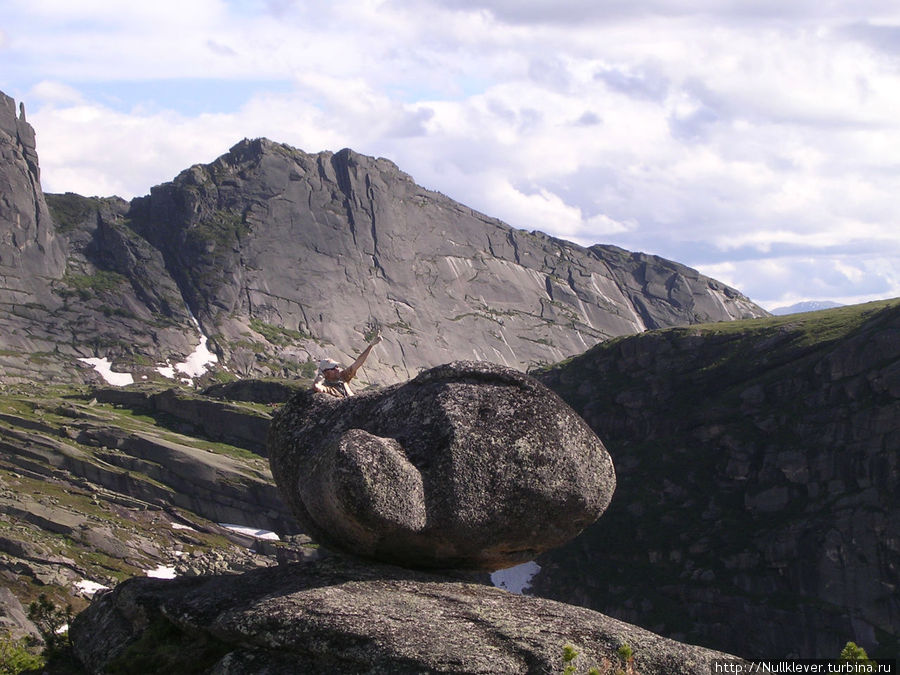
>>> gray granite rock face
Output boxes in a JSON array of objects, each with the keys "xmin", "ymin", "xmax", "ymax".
[
  {"xmin": 0, "ymin": 92, "xmax": 66, "ymax": 355},
  {"xmin": 0, "ymin": 93, "xmax": 197, "ymax": 382},
  {"xmin": 128, "ymin": 138, "xmax": 767, "ymax": 384},
  {"xmin": 268, "ymin": 361, "xmax": 615, "ymax": 571},
  {"xmin": 70, "ymin": 556, "xmax": 737, "ymax": 674}
]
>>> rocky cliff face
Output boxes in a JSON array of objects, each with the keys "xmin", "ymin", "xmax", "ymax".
[
  {"xmin": 126, "ymin": 138, "xmax": 765, "ymax": 383},
  {"xmin": 533, "ymin": 300, "xmax": 900, "ymax": 658},
  {"xmin": 0, "ymin": 93, "xmax": 66, "ymax": 356},
  {"xmin": 40, "ymin": 192, "xmax": 199, "ymax": 372},
  {"xmin": 0, "ymin": 87, "xmax": 767, "ymax": 385},
  {"xmin": 0, "ymin": 91, "xmax": 199, "ymax": 383}
]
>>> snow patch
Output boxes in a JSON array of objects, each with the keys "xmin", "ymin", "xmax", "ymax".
[
  {"xmin": 490, "ymin": 561, "xmax": 541, "ymax": 595},
  {"xmin": 220, "ymin": 523, "xmax": 280, "ymax": 541},
  {"xmin": 171, "ymin": 522, "xmax": 196, "ymax": 531},
  {"xmin": 75, "ymin": 579, "xmax": 109, "ymax": 596},
  {"xmin": 176, "ymin": 316, "xmax": 219, "ymax": 378},
  {"xmin": 146, "ymin": 565, "xmax": 177, "ymax": 579},
  {"xmin": 78, "ymin": 357, "xmax": 134, "ymax": 386},
  {"xmin": 157, "ymin": 315, "xmax": 219, "ymax": 380},
  {"xmin": 156, "ymin": 364, "xmax": 176, "ymax": 378}
]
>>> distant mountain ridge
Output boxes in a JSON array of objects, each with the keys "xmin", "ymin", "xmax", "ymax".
[
  {"xmin": 770, "ymin": 300, "xmax": 844, "ymax": 315},
  {"xmin": 0, "ymin": 89, "xmax": 767, "ymax": 385}
]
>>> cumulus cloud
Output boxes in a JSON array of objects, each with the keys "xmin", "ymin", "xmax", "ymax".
[
  {"xmin": 700, "ymin": 254, "xmax": 900, "ymax": 310},
  {"xmin": 6, "ymin": 0, "xmax": 900, "ymax": 308}
]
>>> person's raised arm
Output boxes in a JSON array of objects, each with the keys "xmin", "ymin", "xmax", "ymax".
[{"xmin": 342, "ymin": 335, "xmax": 383, "ymax": 381}]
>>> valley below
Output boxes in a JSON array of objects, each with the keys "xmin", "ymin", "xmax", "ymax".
[{"xmin": 1, "ymin": 300, "xmax": 897, "ymax": 667}]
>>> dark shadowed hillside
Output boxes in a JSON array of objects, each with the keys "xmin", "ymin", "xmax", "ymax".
[{"xmin": 534, "ymin": 299, "xmax": 900, "ymax": 659}]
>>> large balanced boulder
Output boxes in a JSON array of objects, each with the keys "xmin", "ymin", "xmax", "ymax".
[{"xmin": 268, "ymin": 361, "xmax": 615, "ymax": 571}]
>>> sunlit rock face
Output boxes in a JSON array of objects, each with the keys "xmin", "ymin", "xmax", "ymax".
[
  {"xmin": 124, "ymin": 137, "xmax": 767, "ymax": 384},
  {"xmin": 0, "ymin": 92, "xmax": 66, "ymax": 355}
]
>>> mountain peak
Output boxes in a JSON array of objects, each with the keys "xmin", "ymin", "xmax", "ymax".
[
  {"xmin": 770, "ymin": 300, "xmax": 844, "ymax": 315},
  {"xmin": 1, "ymin": 88, "xmax": 766, "ymax": 385},
  {"xmin": 0, "ymin": 91, "xmax": 67, "ymax": 357}
]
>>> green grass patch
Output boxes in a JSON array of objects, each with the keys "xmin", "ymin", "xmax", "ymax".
[
  {"xmin": 57, "ymin": 269, "xmax": 128, "ymax": 301},
  {"xmin": 249, "ymin": 318, "xmax": 311, "ymax": 346},
  {"xmin": 187, "ymin": 209, "xmax": 250, "ymax": 249},
  {"xmin": 45, "ymin": 192, "xmax": 103, "ymax": 233},
  {"xmin": 676, "ymin": 298, "xmax": 899, "ymax": 344}
]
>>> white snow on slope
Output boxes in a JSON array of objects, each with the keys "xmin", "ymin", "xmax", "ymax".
[
  {"xmin": 157, "ymin": 315, "xmax": 218, "ymax": 380},
  {"xmin": 78, "ymin": 357, "xmax": 134, "ymax": 386},
  {"xmin": 175, "ymin": 323, "xmax": 218, "ymax": 377},
  {"xmin": 75, "ymin": 579, "xmax": 110, "ymax": 596},
  {"xmin": 146, "ymin": 565, "xmax": 177, "ymax": 579},
  {"xmin": 220, "ymin": 523, "xmax": 280, "ymax": 541},
  {"xmin": 156, "ymin": 363, "xmax": 176, "ymax": 378}
]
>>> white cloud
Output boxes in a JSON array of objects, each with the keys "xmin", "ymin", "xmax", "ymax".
[
  {"xmin": 5, "ymin": 0, "xmax": 900, "ymax": 309},
  {"xmin": 699, "ymin": 254, "xmax": 900, "ymax": 310},
  {"xmin": 585, "ymin": 213, "xmax": 636, "ymax": 237},
  {"xmin": 28, "ymin": 80, "xmax": 84, "ymax": 105}
]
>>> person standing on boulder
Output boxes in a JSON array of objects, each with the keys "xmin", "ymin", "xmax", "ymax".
[{"xmin": 312, "ymin": 334, "xmax": 383, "ymax": 398}]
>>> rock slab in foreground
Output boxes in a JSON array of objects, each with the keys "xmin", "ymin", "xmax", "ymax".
[
  {"xmin": 70, "ymin": 556, "xmax": 736, "ymax": 674},
  {"xmin": 267, "ymin": 361, "xmax": 616, "ymax": 571}
]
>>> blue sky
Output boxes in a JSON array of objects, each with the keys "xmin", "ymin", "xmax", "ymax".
[{"xmin": 3, "ymin": 0, "xmax": 899, "ymax": 309}]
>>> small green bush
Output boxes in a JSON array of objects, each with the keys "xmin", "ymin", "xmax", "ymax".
[
  {"xmin": 28, "ymin": 594, "xmax": 73, "ymax": 656},
  {"xmin": 839, "ymin": 641, "xmax": 873, "ymax": 664},
  {"xmin": 0, "ymin": 632, "xmax": 43, "ymax": 675},
  {"xmin": 562, "ymin": 644, "xmax": 579, "ymax": 675},
  {"xmin": 560, "ymin": 644, "xmax": 602, "ymax": 675}
]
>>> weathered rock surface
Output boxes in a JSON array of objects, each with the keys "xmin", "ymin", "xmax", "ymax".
[
  {"xmin": 128, "ymin": 138, "xmax": 767, "ymax": 383},
  {"xmin": 1, "ymin": 86, "xmax": 767, "ymax": 385},
  {"xmin": 41, "ymin": 192, "xmax": 199, "ymax": 372},
  {"xmin": 70, "ymin": 555, "xmax": 737, "ymax": 674},
  {"xmin": 534, "ymin": 299, "xmax": 900, "ymax": 658},
  {"xmin": 0, "ymin": 92, "xmax": 197, "ymax": 384},
  {"xmin": 0, "ymin": 587, "xmax": 37, "ymax": 641},
  {"xmin": 268, "ymin": 361, "xmax": 615, "ymax": 571},
  {"xmin": 0, "ymin": 92, "xmax": 67, "ymax": 366},
  {"xmin": 0, "ymin": 94, "xmax": 66, "ymax": 294},
  {"xmin": 201, "ymin": 378, "xmax": 304, "ymax": 404}
]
